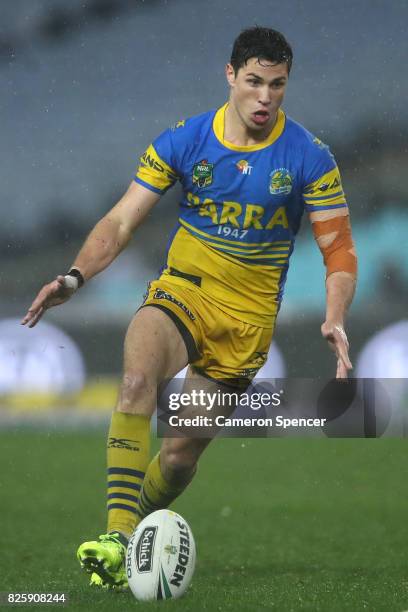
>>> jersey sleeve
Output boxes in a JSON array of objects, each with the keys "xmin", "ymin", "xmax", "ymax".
[
  {"xmin": 302, "ymin": 137, "xmax": 348, "ymax": 212},
  {"xmin": 134, "ymin": 128, "xmax": 180, "ymax": 195}
]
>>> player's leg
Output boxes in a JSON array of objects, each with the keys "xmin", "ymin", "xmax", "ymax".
[
  {"xmin": 77, "ymin": 306, "xmax": 189, "ymax": 587},
  {"xmin": 106, "ymin": 305, "xmax": 189, "ymax": 536},
  {"xmin": 138, "ymin": 367, "xmax": 234, "ymax": 519},
  {"xmin": 137, "ymin": 435, "xmax": 210, "ymax": 520},
  {"xmin": 138, "ymin": 312, "xmax": 276, "ymax": 519}
]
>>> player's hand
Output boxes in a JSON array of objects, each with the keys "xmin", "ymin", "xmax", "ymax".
[
  {"xmin": 21, "ymin": 275, "xmax": 77, "ymax": 328},
  {"xmin": 321, "ymin": 321, "xmax": 352, "ymax": 379}
]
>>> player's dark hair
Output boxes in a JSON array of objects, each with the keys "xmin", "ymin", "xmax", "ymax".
[{"xmin": 230, "ymin": 27, "xmax": 293, "ymax": 75}]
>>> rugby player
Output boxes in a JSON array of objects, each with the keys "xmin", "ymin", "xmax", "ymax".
[{"xmin": 22, "ymin": 27, "xmax": 357, "ymax": 589}]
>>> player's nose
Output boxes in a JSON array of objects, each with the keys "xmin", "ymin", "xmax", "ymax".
[{"xmin": 258, "ymin": 86, "xmax": 271, "ymax": 105}]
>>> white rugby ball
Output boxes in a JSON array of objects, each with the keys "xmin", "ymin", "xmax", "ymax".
[{"xmin": 126, "ymin": 510, "xmax": 196, "ymax": 601}]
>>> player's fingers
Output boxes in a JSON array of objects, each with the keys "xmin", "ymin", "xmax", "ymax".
[
  {"xmin": 336, "ymin": 358, "xmax": 348, "ymax": 379},
  {"xmin": 21, "ymin": 310, "xmax": 32, "ymax": 325},
  {"xmin": 24, "ymin": 293, "xmax": 48, "ymax": 317},
  {"xmin": 31, "ymin": 279, "xmax": 65, "ymax": 310},
  {"xmin": 336, "ymin": 359, "xmax": 341, "ymax": 378},
  {"xmin": 21, "ymin": 286, "xmax": 54, "ymax": 326},
  {"xmin": 335, "ymin": 337, "xmax": 352, "ymax": 370},
  {"xmin": 27, "ymin": 306, "xmax": 45, "ymax": 328},
  {"xmin": 332, "ymin": 327, "xmax": 352, "ymax": 369},
  {"xmin": 21, "ymin": 302, "xmax": 42, "ymax": 325},
  {"xmin": 21, "ymin": 277, "xmax": 72, "ymax": 326}
]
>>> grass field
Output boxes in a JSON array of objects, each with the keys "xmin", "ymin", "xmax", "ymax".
[{"xmin": 1, "ymin": 430, "xmax": 408, "ymax": 611}]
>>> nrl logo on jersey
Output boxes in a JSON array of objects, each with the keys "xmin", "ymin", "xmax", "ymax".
[
  {"xmin": 269, "ymin": 168, "xmax": 293, "ymax": 195},
  {"xmin": 193, "ymin": 159, "xmax": 213, "ymax": 188}
]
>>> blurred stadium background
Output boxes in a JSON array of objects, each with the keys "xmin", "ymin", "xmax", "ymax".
[{"xmin": 1, "ymin": 0, "xmax": 408, "ymax": 409}]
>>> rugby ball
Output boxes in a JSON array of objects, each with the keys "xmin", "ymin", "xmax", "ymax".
[{"xmin": 126, "ymin": 510, "xmax": 196, "ymax": 601}]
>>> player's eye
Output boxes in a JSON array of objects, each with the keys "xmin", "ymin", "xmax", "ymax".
[{"xmin": 247, "ymin": 79, "xmax": 261, "ymax": 86}]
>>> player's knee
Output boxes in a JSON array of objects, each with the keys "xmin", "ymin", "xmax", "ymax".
[{"xmin": 117, "ymin": 370, "xmax": 151, "ymax": 414}]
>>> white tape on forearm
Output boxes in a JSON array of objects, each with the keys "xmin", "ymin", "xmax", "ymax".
[{"xmin": 64, "ymin": 275, "xmax": 79, "ymax": 291}]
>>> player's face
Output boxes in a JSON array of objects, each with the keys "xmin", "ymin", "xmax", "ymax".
[{"xmin": 226, "ymin": 57, "xmax": 289, "ymax": 133}]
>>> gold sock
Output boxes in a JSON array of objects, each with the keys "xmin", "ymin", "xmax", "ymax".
[
  {"xmin": 107, "ymin": 412, "xmax": 150, "ymax": 537},
  {"xmin": 139, "ymin": 452, "xmax": 192, "ymax": 518}
]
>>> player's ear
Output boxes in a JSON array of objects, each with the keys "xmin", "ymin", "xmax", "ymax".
[{"xmin": 225, "ymin": 63, "xmax": 236, "ymax": 87}]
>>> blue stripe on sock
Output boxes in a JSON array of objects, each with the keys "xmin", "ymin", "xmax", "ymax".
[
  {"xmin": 107, "ymin": 480, "xmax": 141, "ymax": 491},
  {"xmin": 107, "ymin": 502, "xmax": 139, "ymax": 515},
  {"xmin": 108, "ymin": 467, "xmax": 145, "ymax": 478},
  {"xmin": 107, "ymin": 492, "xmax": 139, "ymax": 504}
]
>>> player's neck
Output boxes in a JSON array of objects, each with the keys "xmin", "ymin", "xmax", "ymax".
[{"xmin": 224, "ymin": 102, "xmax": 278, "ymax": 146}]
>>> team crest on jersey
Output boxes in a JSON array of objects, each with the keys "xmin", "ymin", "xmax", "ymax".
[
  {"xmin": 236, "ymin": 160, "xmax": 253, "ymax": 175},
  {"xmin": 269, "ymin": 168, "xmax": 293, "ymax": 195},
  {"xmin": 192, "ymin": 159, "xmax": 213, "ymax": 188}
]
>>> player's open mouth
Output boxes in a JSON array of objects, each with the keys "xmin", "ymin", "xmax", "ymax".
[{"xmin": 252, "ymin": 110, "xmax": 270, "ymax": 125}]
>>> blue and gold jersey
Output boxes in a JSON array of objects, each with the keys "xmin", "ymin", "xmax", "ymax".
[{"xmin": 135, "ymin": 103, "xmax": 347, "ymax": 327}]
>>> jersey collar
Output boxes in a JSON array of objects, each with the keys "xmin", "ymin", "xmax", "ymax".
[{"xmin": 212, "ymin": 102, "xmax": 285, "ymax": 152}]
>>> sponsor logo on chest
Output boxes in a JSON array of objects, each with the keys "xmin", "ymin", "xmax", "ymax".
[{"xmin": 236, "ymin": 159, "xmax": 253, "ymax": 175}]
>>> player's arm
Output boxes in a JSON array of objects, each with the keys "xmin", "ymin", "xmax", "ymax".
[
  {"xmin": 309, "ymin": 207, "xmax": 357, "ymax": 378},
  {"xmin": 21, "ymin": 182, "xmax": 160, "ymax": 327},
  {"xmin": 23, "ymin": 123, "xmax": 181, "ymax": 328},
  {"xmin": 70, "ymin": 181, "xmax": 159, "ymax": 280}
]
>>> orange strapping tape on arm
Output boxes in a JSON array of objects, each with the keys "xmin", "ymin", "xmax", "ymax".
[{"xmin": 311, "ymin": 215, "xmax": 357, "ymax": 277}]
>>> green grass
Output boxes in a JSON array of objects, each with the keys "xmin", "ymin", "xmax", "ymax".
[{"xmin": 1, "ymin": 431, "xmax": 408, "ymax": 611}]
